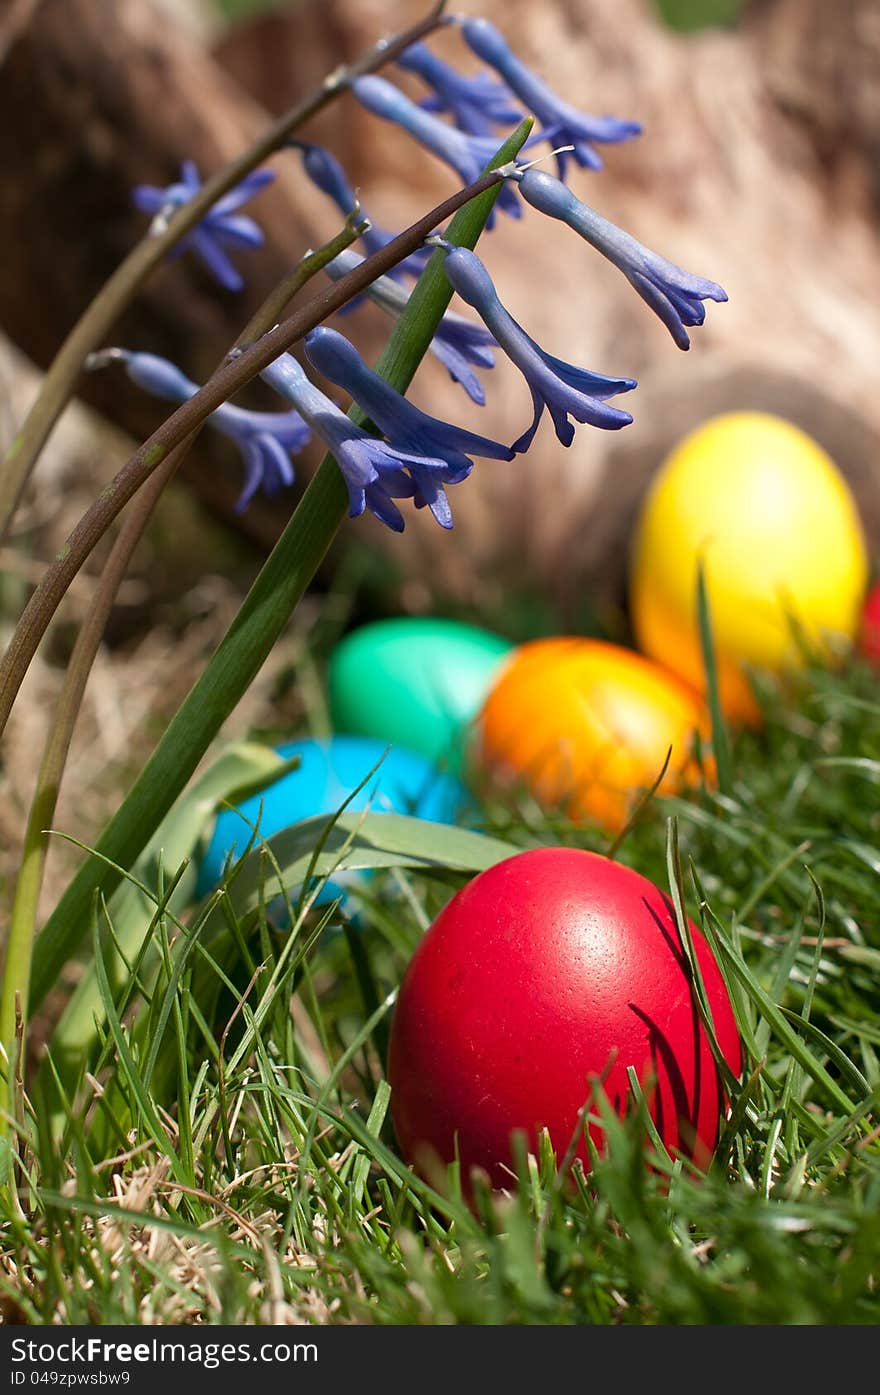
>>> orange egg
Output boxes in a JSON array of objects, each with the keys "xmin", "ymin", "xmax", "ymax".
[{"xmin": 476, "ymin": 637, "xmax": 713, "ymax": 831}]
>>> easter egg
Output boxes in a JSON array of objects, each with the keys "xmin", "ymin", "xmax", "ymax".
[
  {"xmin": 630, "ymin": 411, "xmax": 869, "ymax": 722},
  {"xmin": 476, "ymin": 636, "xmax": 711, "ymax": 831},
  {"xmin": 196, "ymin": 734, "xmax": 468, "ymax": 902},
  {"xmin": 328, "ymin": 618, "xmax": 515, "ymax": 773},
  {"xmin": 387, "ymin": 847, "xmax": 741, "ymax": 1187},
  {"xmin": 859, "ymin": 581, "xmax": 880, "ymax": 665}
]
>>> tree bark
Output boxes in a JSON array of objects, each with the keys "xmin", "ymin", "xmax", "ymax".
[{"xmin": 1, "ymin": 0, "xmax": 878, "ymax": 614}]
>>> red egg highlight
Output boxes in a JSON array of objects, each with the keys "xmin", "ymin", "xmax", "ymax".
[
  {"xmin": 859, "ymin": 581, "xmax": 880, "ymax": 665},
  {"xmin": 387, "ymin": 847, "xmax": 741, "ymax": 1189}
]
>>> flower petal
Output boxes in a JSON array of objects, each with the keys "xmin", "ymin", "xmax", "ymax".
[
  {"xmin": 352, "ymin": 74, "xmax": 520, "ymax": 229},
  {"xmin": 365, "ymin": 483, "xmax": 407, "ymax": 531},
  {"xmin": 130, "ymin": 161, "xmax": 271, "ymax": 291},
  {"xmin": 254, "ymin": 431, "xmax": 296, "ymax": 490},
  {"xmin": 324, "ymin": 249, "xmax": 495, "ymax": 401},
  {"xmin": 235, "ymin": 439, "xmax": 266, "ymax": 513},
  {"xmin": 304, "ymin": 327, "xmax": 512, "ymax": 462},
  {"xmin": 398, "ymin": 40, "xmax": 523, "ymax": 137},
  {"xmin": 180, "ymin": 160, "xmax": 202, "ymax": 190},
  {"xmin": 427, "ymin": 335, "xmax": 487, "ymax": 405},
  {"xmin": 439, "ymin": 243, "xmax": 634, "ymax": 448},
  {"xmin": 209, "ymin": 214, "xmax": 266, "ymax": 249},
  {"xmin": 461, "ymin": 18, "xmax": 641, "ymax": 174},
  {"xmin": 116, "ymin": 351, "xmax": 299, "ymax": 511},
  {"xmin": 212, "ymin": 168, "xmax": 276, "ymax": 216},
  {"xmin": 189, "ymin": 228, "xmax": 244, "ymax": 292},
  {"xmin": 514, "ymin": 168, "xmax": 727, "ymax": 347},
  {"xmin": 132, "ymin": 185, "xmax": 166, "ymax": 215},
  {"xmin": 121, "ymin": 351, "xmax": 199, "ymax": 402}
]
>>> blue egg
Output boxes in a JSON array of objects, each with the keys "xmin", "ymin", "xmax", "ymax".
[{"xmin": 196, "ymin": 734, "xmax": 470, "ymax": 909}]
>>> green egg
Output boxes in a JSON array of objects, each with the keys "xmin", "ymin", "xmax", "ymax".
[{"xmin": 328, "ymin": 618, "xmax": 516, "ymax": 773}]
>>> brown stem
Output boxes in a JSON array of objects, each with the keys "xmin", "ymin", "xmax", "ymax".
[
  {"xmin": 0, "ymin": 215, "xmax": 369, "ymax": 1113},
  {"xmin": 0, "ymin": 170, "xmax": 502, "ymax": 743},
  {"xmin": 0, "ymin": 0, "xmax": 449, "ymax": 539}
]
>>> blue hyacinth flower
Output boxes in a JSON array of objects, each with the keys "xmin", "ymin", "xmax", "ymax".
[
  {"xmin": 323, "ymin": 246, "xmax": 497, "ymax": 405},
  {"xmin": 99, "ymin": 349, "xmax": 309, "ymax": 511},
  {"xmin": 397, "ymin": 41, "xmax": 523, "ymax": 136},
  {"xmin": 434, "ymin": 242, "xmax": 636, "ymax": 452},
  {"xmin": 291, "ymin": 142, "xmax": 431, "ymax": 283},
  {"xmin": 259, "ymin": 352, "xmax": 475, "ymax": 532},
  {"xmin": 460, "ymin": 18, "xmax": 641, "ymax": 178},
  {"xmin": 303, "ymin": 326, "xmax": 514, "ymax": 528},
  {"xmin": 512, "ymin": 168, "xmax": 728, "ymax": 349},
  {"xmin": 351, "ymin": 75, "xmax": 522, "ymax": 228},
  {"xmin": 132, "ymin": 161, "xmax": 275, "ymax": 292}
]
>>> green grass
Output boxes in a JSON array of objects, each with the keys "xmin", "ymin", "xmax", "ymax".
[
  {"xmin": 1, "ymin": 649, "xmax": 879, "ymax": 1325},
  {"xmin": 211, "ymin": 0, "xmax": 299, "ymax": 25},
  {"xmin": 652, "ymin": 0, "xmax": 752, "ymax": 31}
]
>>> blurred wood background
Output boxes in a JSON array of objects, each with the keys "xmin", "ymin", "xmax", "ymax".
[{"xmin": 1, "ymin": 0, "xmax": 878, "ymax": 627}]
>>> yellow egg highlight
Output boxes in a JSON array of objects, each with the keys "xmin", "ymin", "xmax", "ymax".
[
  {"xmin": 476, "ymin": 637, "xmax": 712, "ymax": 832},
  {"xmin": 629, "ymin": 411, "xmax": 869, "ymax": 722}
]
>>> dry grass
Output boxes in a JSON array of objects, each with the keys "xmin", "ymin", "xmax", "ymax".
[
  {"xmin": 3, "ymin": 1148, "xmax": 341, "ymax": 1325},
  {"xmin": 0, "ymin": 337, "xmax": 334, "ymax": 928}
]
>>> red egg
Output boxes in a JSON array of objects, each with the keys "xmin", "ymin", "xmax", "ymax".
[
  {"xmin": 859, "ymin": 581, "xmax": 880, "ymax": 665},
  {"xmin": 387, "ymin": 847, "xmax": 741, "ymax": 1189}
]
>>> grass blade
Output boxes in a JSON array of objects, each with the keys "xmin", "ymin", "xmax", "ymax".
[{"xmin": 696, "ymin": 557, "xmax": 733, "ymax": 796}]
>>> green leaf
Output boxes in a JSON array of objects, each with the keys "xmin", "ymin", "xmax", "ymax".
[
  {"xmin": 90, "ymin": 905, "xmax": 189, "ymax": 1186},
  {"xmin": 43, "ymin": 742, "xmax": 287, "ymax": 1067},
  {"xmin": 812, "ymin": 757, "xmax": 880, "ymax": 783},
  {"xmin": 777, "ymin": 1007, "xmax": 872, "ymax": 1101},
  {"xmin": 696, "ymin": 557, "xmax": 733, "ymax": 796},
  {"xmin": 654, "ymin": 0, "xmax": 749, "ymax": 31},
  {"xmin": 205, "ymin": 811, "xmax": 521, "ymax": 926},
  {"xmin": 702, "ymin": 917, "xmax": 868, "ymax": 1118}
]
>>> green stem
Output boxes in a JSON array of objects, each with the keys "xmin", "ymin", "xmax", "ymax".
[
  {"xmin": 29, "ymin": 118, "xmax": 533, "ymax": 1016},
  {"xmin": 0, "ymin": 446, "xmax": 187, "ymax": 1108},
  {"xmin": 27, "ymin": 456, "xmax": 347, "ymax": 1016},
  {"xmin": 234, "ymin": 212, "xmax": 369, "ymax": 351},
  {"xmin": 0, "ymin": 0, "xmax": 449, "ymax": 541},
  {"xmin": 0, "ymin": 171, "xmax": 505, "ymax": 746},
  {"xmin": 696, "ymin": 558, "xmax": 734, "ymax": 796},
  {"xmin": 0, "ymin": 220, "xmax": 367, "ymax": 1134}
]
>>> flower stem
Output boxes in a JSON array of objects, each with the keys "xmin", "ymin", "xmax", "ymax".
[
  {"xmin": 234, "ymin": 211, "xmax": 370, "ymax": 351},
  {"xmin": 0, "ymin": 445, "xmax": 187, "ymax": 1095},
  {"xmin": 0, "ymin": 217, "xmax": 369, "ymax": 1151},
  {"xmin": 0, "ymin": 0, "xmax": 450, "ymax": 541},
  {"xmin": 0, "ymin": 168, "xmax": 505, "ymax": 746},
  {"xmin": 27, "ymin": 118, "xmax": 533, "ymax": 1018}
]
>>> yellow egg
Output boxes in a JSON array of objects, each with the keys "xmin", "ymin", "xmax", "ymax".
[{"xmin": 629, "ymin": 412, "xmax": 869, "ymax": 722}]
